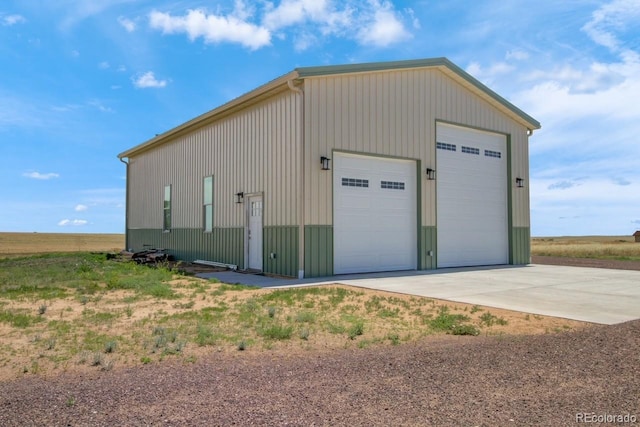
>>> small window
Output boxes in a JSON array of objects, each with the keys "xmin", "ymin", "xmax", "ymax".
[
  {"xmin": 163, "ymin": 185, "xmax": 171, "ymax": 231},
  {"xmin": 341, "ymin": 177, "xmax": 369, "ymax": 188},
  {"xmin": 436, "ymin": 142, "xmax": 456, "ymax": 151},
  {"xmin": 485, "ymin": 149, "xmax": 502, "ymax": 158},
  {"xmin": 203, "ymin": 176, "xmax": 213, "ymax": 232},
  {"xmin": 461, "ymin": 146, "xmax": 480, "ymax": 155},
  {"xmin": 251, "ymin": 200, "xmax": 263, "ymax": 217},
  {"xmin": 381, "ymin": 181, "xmax": 405, "ymax": 190}
]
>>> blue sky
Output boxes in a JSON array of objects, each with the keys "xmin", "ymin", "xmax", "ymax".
[{"xmin": 1, "ymin": 0, "xmax": 639, "ymax": 236}]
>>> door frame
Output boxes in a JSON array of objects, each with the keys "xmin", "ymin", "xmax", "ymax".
[{"xmin": 244, "ymin": 193, "xmax": 264, "ymax": 271}]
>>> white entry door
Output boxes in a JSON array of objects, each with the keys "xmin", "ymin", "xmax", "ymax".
[
  {"xmin": 247, "ymin": 195, "xmax": 263, "ymax": 270},
  {"xmin": 333, "ymin": 153, "xmax": 417, "ymax": 274}
]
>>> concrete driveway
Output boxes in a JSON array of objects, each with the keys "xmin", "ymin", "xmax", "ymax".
[{"xmin": 199, "ymin": 265, "xmax": 640, "ymax": 325}]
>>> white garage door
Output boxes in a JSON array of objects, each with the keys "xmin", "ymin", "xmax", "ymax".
[
  {"xmin": 436, "ymin": 123, "xmax": 508, "ymax": 268},
  {"xmin": 334, "ymin": 153, "xmax": 417, "ymax": 274}
]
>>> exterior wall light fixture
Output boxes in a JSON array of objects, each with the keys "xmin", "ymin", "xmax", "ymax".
[
  {"xmin": 516, "ymin": 177, "xmax": 524, "ymax": 188},
  {"xmin": 235, "ymin": 192, "xmax": 244, "ymax": 204},
  {"xmin": 426, "ymin": 168, "xmax": 436, "ymax": 180},
  {"xmin": 320, "ymin": 156, "xmax": 331, "ymax": 170}
]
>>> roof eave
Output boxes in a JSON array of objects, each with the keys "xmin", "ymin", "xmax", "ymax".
[
  {"xmin": 118, "ymin": 70, "xmax": 300, "ymax": 159},
  {"xmin": 119, "ymin": 57, "xmax": 540, "ymax": 159},
  {"xmin": 296, "ymin": 57, "xmax": 541, "ymax": 131}
]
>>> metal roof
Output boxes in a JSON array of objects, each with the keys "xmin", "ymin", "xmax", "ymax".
[{"xmin": 118, "ymin": 57, "xmax": 540, "ymax": 159}]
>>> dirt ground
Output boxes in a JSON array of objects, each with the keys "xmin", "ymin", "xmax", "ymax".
[{"xmin": 532, "ymin": 255, "xmax": 640, "ymax": 271}]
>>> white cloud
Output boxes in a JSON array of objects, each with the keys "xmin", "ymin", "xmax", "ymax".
[
  {"xmin": 148, "ymin": 1, "xmax": 413, "ymax": 51},
  {"xmin": 75, "ymin": 204, "xmax": 88, "ymax": 212},
  {"xmin": 465, "ymin": 61, "xmax": 514, "ymax": 85},
  {"xmin": 405, "ymin": 7, "xmax": 420, "ymax": 30},
  {"xmin": 548, "ymin": 180, "xmax": 578, "ymax": 190},
  {"xmin": 149, "ymin": 8, "xmax": 271, "ymax": 50},
  {"xmin": 133, "ymin": 71, "xmax": 168, "ymax": 89},
  {"xmin": 530, "ymin": 177, "xmax": 640, "ymax": 235},
  {"xmin": 581, "ymin": 0, "xmax": 640, "ymax": 53},
  {"xmin": 78, "ymin": 188, "xmax": 126, "ymax": 207},
  {"xmin": 517, "ymin": 54, "xmax": 640, "ymax": 127},
  {"xmin": 58, "ymin": 219, "xmax": 88, "ymax": 227},
  {"xmin": 88, "ymin": 100, "xmax": 114, "ymax": 113},
  {"xmin": 99, "ymin": 61, "xmax": 110, "ymax": 69},
  {"xmin": 506, "ymin": 49, "xmax": 529, "ymax": 61},
  {"xmin": 356, "ymin": 0, "xmax": 411, "ymax": 47},
  {"xmin": 2, "ymin": 14, "xmax": 26, "ymax": 26},
  {"xmin": 486, "ymin": 1, "xmax": 640, "ymax": 236},
  {"xmin": 263, "ymin": 0, "xmax": 352, "ymax": 34},
  {"xmin": 293, "ymin": 32, "xmax": 317, "ymax": 52},
  {"xmin": 118, "ymin": 16, "xmax": 136, "ymax": 32},
  {"xmin": 54, "ymin": 0, "xmax": 137, "ymax": 30},
  {"xmin": 23, "ymin": 171, "xmax": 60, "ymax": 180}
]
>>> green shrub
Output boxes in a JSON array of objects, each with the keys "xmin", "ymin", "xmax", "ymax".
[
  {"xmin": 104, "ymin": 341, "xmax": 117, "ymax": 353},
  {"xmin": 480, "ymin": 312, "xmax": 508, "ymax": 327},
  {"xmin": 451, "ymin": 324, "xmax": 480, "ymax": 336},
  {"xmin": 348, "ymin": 320, "xmax": 364, "ymax": 339},
  {"xmin": 387, "ymin": 332, "xmax": 400, "ymax": 345},
  {"xmin": 295, "ymin": 311, "xmax": 316, "ymax": 323},
  {"xmin": 299, "ymin": 328, "xmax": 310, "ymax": 340},
  {"xmin": 259, "ymin": 324, "xmax": 293, "ymax": 340},
  {"xmin": 429, "ymin": 307, "xmax": 470, "ymax": 332},
  {"xmin": 0, "ymin": 311, "xmax": 42, "ymax": 328},
  {"xmin": 195, "ymin": 324, "xmax": 216, "ymax": 346}
]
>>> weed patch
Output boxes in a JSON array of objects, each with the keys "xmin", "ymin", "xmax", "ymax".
[
  {"xmin": 480, "ymin": 312, "xmax": 508, "ymax": 327},
  {"xmin": 429, "ymin": 307, "xmax": 471, "ymax": 333},
  {"xmin": 259, "ymin": 323, "xmax": 293, "ymax": 340},
  {"xmin": 0, "ymin": 310, "xmax": 42, "ymax": 328}
]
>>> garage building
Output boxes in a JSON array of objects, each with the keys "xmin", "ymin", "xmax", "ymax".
[{"xmin": 118, "ymin": 58, "xmax": 540, "ymax": 278}]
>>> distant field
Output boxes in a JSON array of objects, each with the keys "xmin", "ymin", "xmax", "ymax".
[
  {"xmin": 531, "ymin": 235, "xmax": 640, "ymax": 261},
  {"xmin": 0, "ymin": 233, "xmax": 124, "ymax": 257},
  {"xmin": 2, "ymin": 232, "xmax": 638, "ymax": 260}
]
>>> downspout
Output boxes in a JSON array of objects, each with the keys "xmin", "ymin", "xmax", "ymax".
[
  {"xmin": 119, "ymin": 156, "xmax": 130, "ymax": 251},
  {"xmin": 288, "ymin": 78, "xmax": 305, "ymax": 279}
]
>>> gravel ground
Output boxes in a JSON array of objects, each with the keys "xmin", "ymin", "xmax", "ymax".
[
  {"xmin": 2, "ymin": 258, "xmax": 639, "ymax": 426},
  {"xmin": 1, "ymin": 319, "xmax": 638, "ymax": 426}
]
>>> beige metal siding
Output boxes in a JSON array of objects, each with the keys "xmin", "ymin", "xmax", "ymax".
[
  {"xmin": 303, "ymin": 67, "xmax": 530, "ymax": 228},
  {"xmin": 128, "ymin": 89, "xmax": 301, "ymax": 229}
]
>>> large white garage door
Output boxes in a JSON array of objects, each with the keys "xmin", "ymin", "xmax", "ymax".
[
  {"xmin": 436, "ymin": 123, "xmax": 508, "ymax": 268},
  {"xmin": 334, "ymin": 153, "xmax": 417, "ymax": 274}
]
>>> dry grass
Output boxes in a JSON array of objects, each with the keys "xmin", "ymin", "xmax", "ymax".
[
  {"xmin": 532, "ymin": 235, "xmax": 640, "ymax": 261},
  {"xmin": 0, "ymin": 233, "xmax": 124, "ymax": 257},
  {"xmin": 0, "ymin": 252, "xmax": 586, "ymax": 381}
]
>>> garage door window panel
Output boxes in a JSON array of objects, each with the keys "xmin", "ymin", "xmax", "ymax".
[
  {"xmin": 341, "ymin": 177, "xmax": 369, "ymax": 188},
  {"xmin": 461, "ymin": 146, "xmax": 480, "ymax": 155},
  {"xmin": 381, "ymin": 181, "xmax": 405, "ymax": 190}
]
